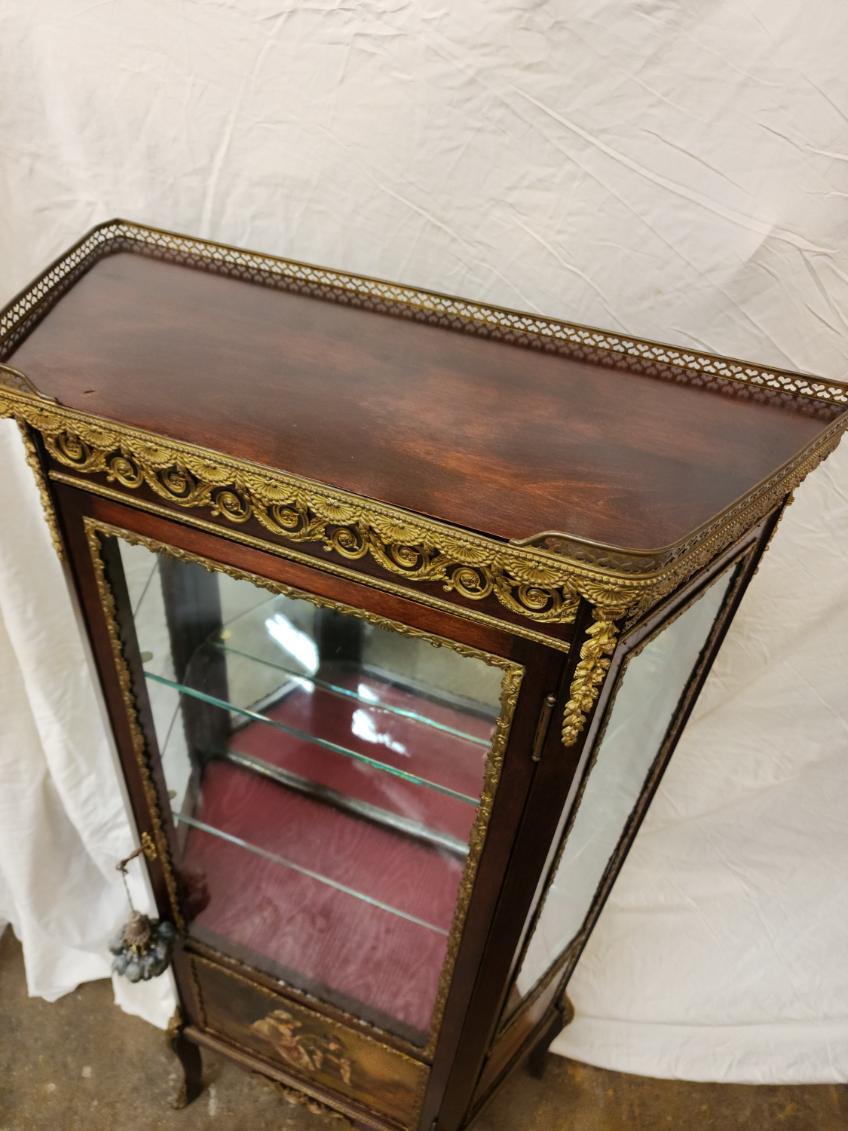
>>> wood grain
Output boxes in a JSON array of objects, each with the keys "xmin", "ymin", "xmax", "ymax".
[{"xmin": 10, "ymin": 250, "xmax": 828, "ymax": 551}]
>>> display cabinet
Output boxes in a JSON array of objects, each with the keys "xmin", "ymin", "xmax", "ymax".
[{"xmin": 2, "ymin": 220, "xmax": 845, "ymax": 1130}]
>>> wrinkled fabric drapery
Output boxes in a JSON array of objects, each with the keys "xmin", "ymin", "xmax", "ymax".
[
  {"xmin": 0, "ymin": 424, "xmax": 177, "ymax": 1026},
  {"xmin": 1, "ymin": 0, "xmax": 846, "ymax": 1083}
]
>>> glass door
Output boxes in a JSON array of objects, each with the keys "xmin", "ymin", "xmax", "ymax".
[{"xmin": 97, "ymin": 526, "xmax": 522, "ymax": 1047}]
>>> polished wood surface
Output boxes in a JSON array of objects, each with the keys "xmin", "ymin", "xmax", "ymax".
[{"xmin": 10, "ymin": 251, "xmax": 830, "ymax": 551}]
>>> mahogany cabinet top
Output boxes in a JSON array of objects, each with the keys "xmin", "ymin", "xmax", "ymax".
[{"xmin": 3, "ymin": 221, "xmax": 846, "ymax": 572}]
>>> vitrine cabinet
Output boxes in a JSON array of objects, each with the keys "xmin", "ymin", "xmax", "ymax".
[{"xmin": 2, "ymin": 221, "xmax": 845, "ymax": 1130}]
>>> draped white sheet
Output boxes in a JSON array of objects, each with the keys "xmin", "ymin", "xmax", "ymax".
[
  {"xmin": 1, "ymin": 0, "xmax": 846, "ymax": 1082},
  {"xmin": 0, "ymin": 424, "xmax": 177, "ymax": 1026}
]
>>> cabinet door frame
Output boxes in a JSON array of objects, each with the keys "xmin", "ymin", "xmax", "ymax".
[{"xmin": 54, "ymin": 482, "xmax": 566, "ymax": 1069}]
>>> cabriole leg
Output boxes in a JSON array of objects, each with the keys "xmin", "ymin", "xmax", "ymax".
[
  {"xmin": 167, "ymin": 1010, "xmax": 204, "ymax": 1109},
  {"xmin": 526, "ymin": 994, "xmax": 575, "ymax": 1081}
]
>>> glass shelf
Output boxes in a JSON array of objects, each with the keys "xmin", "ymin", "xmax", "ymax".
[
  {"xmin": 142, "ymin": 591, "xmax": 497, "ymax": 806},
  {"xmin": 146, "ymin": 667, "xmax": 482, "ymax": 806},
  {"xmin": 153, "ymin": 672, "xmax": 480, "ymax": 852},
  {"xmin": 144, "ymin": 591, "xmax": 498, "ymax": 737},
  {"xmin": 216, "ymin": 634, "xmax": 492, "ymax": 747}
]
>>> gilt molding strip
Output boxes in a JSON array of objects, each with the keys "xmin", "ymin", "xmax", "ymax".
[
  {"xmin": 16, "ymin": 422, "xmax": 65, "ymax": 562},
  {"xmin": 561, "ymin": 607, "xmax": 623, "ymax": 747},
  {"xmin": 49, "ymin": 398, "xmax": 580, "ymax": 622},
  {"xmin": 85, "ymin": 520, "xmax": 185, "ymax": 932},
  {"xmin": 1, "ymin": 381, "xmax": 843, "ymax": 629},
  {"xmin": 49, "ymin": 470, "xmax": 572, "ymax": 653}
]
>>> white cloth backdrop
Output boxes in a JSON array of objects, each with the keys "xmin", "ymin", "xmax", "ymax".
[{"xmin": 1, "ymin": 0, "xmax": 846, "ymax": 1084}]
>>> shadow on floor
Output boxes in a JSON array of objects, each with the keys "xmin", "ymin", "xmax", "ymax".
[{"xmin": 0, "ymin": 930, "xmax": 844, "ymax": 1130}]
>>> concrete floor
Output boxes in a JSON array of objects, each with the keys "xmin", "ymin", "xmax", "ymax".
[{"xmin": 1, "ymin": 930, "xmax": 844, "ymax": 1131}]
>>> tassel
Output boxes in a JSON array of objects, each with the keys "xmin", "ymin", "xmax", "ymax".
[{"xmin": 110, "ymin": 844, "xmax": 176, "ymax": 982}]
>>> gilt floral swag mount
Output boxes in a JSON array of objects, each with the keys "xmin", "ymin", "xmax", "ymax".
[{"xmin": 1, "ymin": 220, "xmax": 846, "ymax": 750}]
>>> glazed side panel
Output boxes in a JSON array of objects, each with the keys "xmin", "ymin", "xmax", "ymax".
[{"xmin": 464, "ymin": 505, "xmax": 787, "ymax": 1126}]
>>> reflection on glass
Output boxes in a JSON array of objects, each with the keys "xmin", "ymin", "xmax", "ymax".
[
  {"xmin": 512, "ymin": 565, "xmax": 737, "ymax": 1002},
  {"xmin": 112, "ymin": 537, "xmax": 510, "ymax": 1045}
]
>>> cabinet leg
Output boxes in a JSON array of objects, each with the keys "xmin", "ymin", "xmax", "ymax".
[
  {"xmin": 167, "ymin": 1010, "xmax": 204, "ymax": 1109},
  {"xmin": 526, "ymin": 994, "xmax": 574, "ymax": 1081}
]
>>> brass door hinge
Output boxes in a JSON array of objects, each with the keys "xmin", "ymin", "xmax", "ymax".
[{"xmin": 531, "ymin": 693, "xmax": 557, "ymax": 762}]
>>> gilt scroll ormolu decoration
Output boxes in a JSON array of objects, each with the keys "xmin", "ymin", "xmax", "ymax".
[
  {"xmin": 0, "ymin": 387, "xmax": 585, "ymax": 629},
  {"xmin": 15, "ymin": 421, "xmax": 65, "ymax": 562},
  {"xmin": 561, "ymin": 607, "xmax": 623, "ymax": 747},
  {"xmin": 2, "ymin": 377, "xmax": 844, "ymax": 637},
  {"xmin": 263, "ymin": 1077, "xmax": 355, "ymax": 1126}
]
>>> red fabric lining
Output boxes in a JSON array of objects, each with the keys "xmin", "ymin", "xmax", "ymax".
[{"xmin": 180, "ymin": 678, "xmax": 489, "ymax": 1038}]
